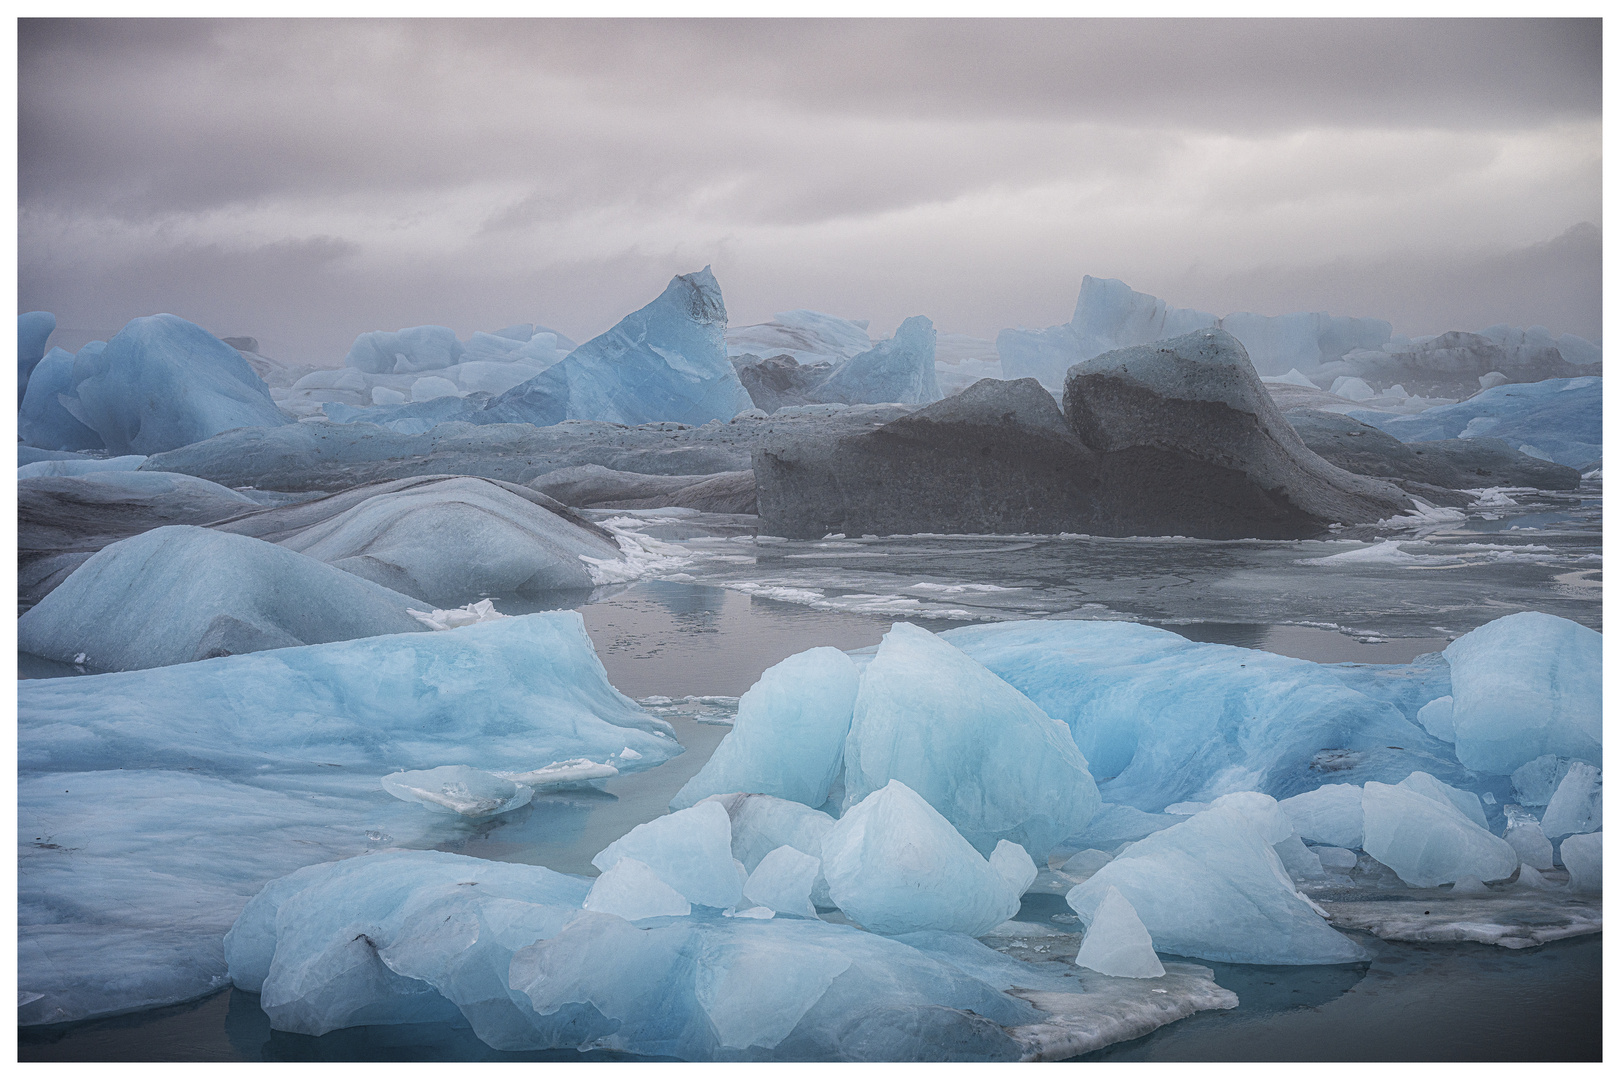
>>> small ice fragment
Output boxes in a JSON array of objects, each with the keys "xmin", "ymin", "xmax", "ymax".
[
  {"xmin": 583, "ymin": 857, "xmax": 692, "ymax": 920},
  {"xmin": 1502, "ymin": 805, "xmax": 1556, "ymax": 871},
  {"xmin": 499, "ymin": 758, "xmax": 618, "ymax": 789},
  {"xmin": 1074, "ymin": 886, "xmax": 1165, "ymax": 979},
  {"xmin": 619, "ymin": 747, "xmax": 643, "ymax": 761},
  {"xmin": 407, "ymin": 599, "xmax": 510, "ymax": 631}
]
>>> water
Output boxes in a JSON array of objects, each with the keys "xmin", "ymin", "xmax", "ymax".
[{"xmin": 17, "ymin": 482, "xmax": 1602, "ymax": 1060}]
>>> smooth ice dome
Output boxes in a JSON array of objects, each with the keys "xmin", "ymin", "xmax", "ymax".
[
  {"xmin": 69, "ymin": 314, "xmax": 293, "ymax": 455},
  {"xmin": 672, "ymin": 647, "xmax": 860, "ymax": 811},
  {"xmin": 483, "ymin": 267, "xmax": 753, "ymax": 428},
  {"xmin": 1443, "ymin": 611, "xmax": 1601, "ymax": 776},
  {"xmin": 1066, "ymin": 792, "xmax": 1366, "ymax": 965},
  {"xmin": 1074, "ymin": 886, "xmax": 1165, "ymax": 979},
  {"xmin": 1278, "ymin": 785, "xmax": 1366, "ymax": 849},
  {"xmin": 380, "ymin": 765, "xmax": 533, "ymax": 818},
  {"xmin": 592, "ymin": 801, "xmax": 742, "ymax": 910},
  {"xmin": 584, "ymin": 858, "xmax": 693, "ymax": 921},
  {"xmin": 1360, "ymin": 780, "xmax": 1519, "ymax": 888},
  {"xmin": 1560, "ymin": 833, "xmax": 1602, "ymax": 895},
  {"xmin": 820, "ymin": 780, "xmax": 1030, "ymax": 937},
  {"xmin": 743, "ymin": 845, "xmax": 821, "ymax": 919},
  {"xmin": 17, "ymin": 525, "xmax": 428, "ymax": 671}
]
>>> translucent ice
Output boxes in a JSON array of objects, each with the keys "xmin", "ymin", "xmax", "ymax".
[
  {"xmin": 743, "ymin": 845, "xmax": 821, "ymax": 919},
  {"xmin": 592, "ymin": 801, "xmax": 742, "ymax": 910},
  {"xmin": 1273, "ymin": 834, "xmax": 1326, "ymax": 882},
  {"xmin": 344, "ymin": 324, "xmax": 463, "ymax": 374},
  {"xmin": 483, "ymin": 267, "xmax": 753, "ymax": 428},
  {"xmin": 1512, "ymin": 755, "xmax": 1574, "ymax": 807},
  {"xmin": 672, "ymin": 647, "xmax": 860, "ymax": 811},
  {"xmin": 813, "ymin": 315, "xmax": 942, "ymax": 406},
  {"xmin": 18, "ymin": 310, "xmax": 56, "ymax": 400},
  {"xmin": 820, "ymin": 780, "xmax": 1030, "ymax": 937},
  {"xmin": 380, "ymin": 764, "xmax": 533, "ymax": 818},
  {"xmin": 19, "ymin": 345, "xmax": 104, "ymax": 451},
  {"xmin": 1277, "ymin": 784, "xmax": 1365, "ymax": 849},
  {"xmin": 1539, "ymin": 761, "xmax": 1601, "ymax": 839},
  {"xmin": 1312, "ymin": 846, "xmax": 1359, "ymax": 871},
  {"xmin": 1074, "ymin": 886, "xmax": 1165, "ymax": 979},
  {"xmin": 70, "ymin": 314, "xmax": 292, "ymax": 454},
  {"xmin": 584, "ymin": 857, "xmax": 692, "ymax": 921},
  {"xmin": 17, "ymin": 525, "xmax": 428, "ymax": 670},
  {"xmin": 844, "ymin": 622, "xmax": 1100, "ymax": 861},
  {"xmin": 1360, "ymin": 780, "xmax": 1519, "ymax": 887},
  {"xmin": 1416, "ymin": 695, "xmax": 1455, "ymax": 742},
  {"xmin": 1560, "ymin": 832, "xmax": 1601, "ymax": 895},
  {"xmin": 1060, "ymin": 849, "xmax": 1115, "ymax": 878},
  {"xmin": 1397, "ymin": 771, "xmax": 1488, "ymax": 829},
  {"xmin": 705, "ymin": 793, "xmax": 837, "ymax": 908},
  {"xmin": 1066, "ymin": 792, "xmax": 1366, "ymax": 965},
  {"xmin": 1502, "ymin": 806, "xmax": 1556, "ymax": 871},
  {"xmin": 1443, "ymin": 611, "xmax": 1601, "ymax": 775}
]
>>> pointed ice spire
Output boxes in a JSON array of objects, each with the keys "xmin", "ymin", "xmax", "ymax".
[{"xmin": 1074, "ymin": 885, "xmax": 1165, "ymax": 978}]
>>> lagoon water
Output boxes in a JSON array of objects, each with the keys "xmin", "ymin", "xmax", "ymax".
[{"xmin": 19, "ymin": 481, "xmax": 1602, "ymax": 1061}]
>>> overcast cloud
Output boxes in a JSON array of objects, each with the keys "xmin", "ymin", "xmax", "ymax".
[{"xmin": 18, "ymin": 18, "xmax": 1602, "ymax": 363}]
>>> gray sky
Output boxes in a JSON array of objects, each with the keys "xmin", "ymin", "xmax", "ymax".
[{"xmin": 18, "ymin": 18, "xmax": 1602, "ymax": 363}]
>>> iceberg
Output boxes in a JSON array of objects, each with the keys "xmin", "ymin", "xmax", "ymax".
[
  {"xmin": 1066, "ymin": 793, "xmax": 1366, "ymax": 965},
  {"xmin": 19, "ymin": 613, "xmax": 679, "ymax": 1026},
  {"xmin": 19, "ymin": 345, "xmax": 105, "ymax": 451},
  {"xmin": 591, "ymin": 801, "xmax": 743, "ymax": 910},
  {"xmin": 17, "ymin": 525, "xmax": 428, "ymax": 671},
  {"xmin": 843, "ymin": 622, "xmax": 1100, "ymax": 860},
  {"xmin": 529, "ymin": 464, "xmax": 758, "ymax": 513},
  {"xmin": 1360, "ymin": 780, "xmax": 1518, "ymax": 887},
  {"xmin": 1073, "ymin": 886, "xmax": 1165, "ymax": 979},
  {"xmin": 1353, "ymin": 377, "xmax": 1602, "ymax": 471},
  {"xmin": 812, "ymin": 315, "xmax": 942, "ymax": 406},
  {"xmin": 1539, "ymin": 761, "xmax": 1602, "ymax": 840},
  {"xmin": 69, "ymin": 314, "xmax": 293, "ymax": 454},
  {"xmin": 943, "ymin": 619, "xmax": 1447, "ymax": 812},
  {"xmin": 18, "ymin": 309, "xmax": 56, "ymax": 401},
  {"xmin": 482, "ymin": 267, "xmax": 753, "ymax": 428},
  {"xmin": 726, "ymin": 309, "xmax": 873, "ymax": 367},
  {"xmin": 671, "ymin": 646, "xmax": 860, "ymax": 810},
  {"xmin": 820, "ymin": 780, "xmax": 1032, "ymax": 937},
  {"xmin": 1317, "ymin": 330, "xmax": 1592, "ymax": 400},
  {"xmin": 1443, "ymin": 611, "xmax": 1601, "ymax": 776}
]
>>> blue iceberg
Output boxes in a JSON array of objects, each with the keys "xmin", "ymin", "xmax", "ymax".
[
  {"xmin": 18, "ymin": 309, "xmax": 56, "ymax": 402},
  {"xmin": 1352, "ymin": 376, "xmax": 1602, "ymax": 470},
  {"xmin": 19, "ymin": 344, "xmax": 106, "ymax": 451}
]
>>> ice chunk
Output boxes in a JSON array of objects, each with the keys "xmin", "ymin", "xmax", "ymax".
[
  {"xmin": 19, "ymin": 310, "xmax": 56, "ymax": 401},
  {"xmin": 380, "ymin": 765, "xmax": 533, "ymax": 818},
  {"xmin": 1312, "ymin": 846, "xmax": 1358, "ymax": 871},
  {"xmin": 1511, "ymin": 754, "xmax": 1574, "ymax": 807},
  {"xmin": 672, "ymin": 647, "xmax": 859, "ymax": 811},
  {"xmin": 1360, "ymin": 781, "xmax": 1519, "ymax": 887},
  {"xmin": 743, "ymin": 845, "xmax": 821, "ymax": 919},
  {"xmin": 584, "ymin": 857, "xmax": 693, "ymax": 921},
  {"xmin": 1060, "ymin": 849, "xmax": 1114, "ymax": 878},
  {"xmin": 704, "ymin": 793, "xmax": 837, "ymax": 908},
  {"xmin": 372, "ymin": 385, "xmax": 407, "ymax": 406},
  {"xmin": 69, "ymin": 314, "xmax": 292, "ymax": 454},
  {"xmin": 17, "ymin": 525, "xmax": 429, "ymax": 671},
  {"xmin": 1416, "ymin": 695, "xmax": 1455, "ymax": 742},
  {"xmin": 1502, "ymin": 805, "xmax": 1556, "ymax": 870},
  {"xmin": 1074, "ymin": 886, "xmax": 1165, "ymax": 978},
  {"xmin": 483, "ymin": 267, "xmax": 753, "ymax": 428},
  {"xmin": 812, "ymin": 315, "xmax": 942, "ymax": 406},
  {"xmin": 821, "ymin": 780, "xmax": 1029, "ymax": 937},
  {"xmin": 592, "ymin": 802, "xmax": 742, "ymax": 910},
  {"xmin": 1273, "ymin": 834, "xmax": 1326, "ymax": 881},
  {"xmin": 408, "ymin": 598, "xmax": 509, "ymax": 631},
  {"xmin": 1278, "ymin": 784, "xmax": 1366, "ymax": 849},
  {"xmin": 410, "ymin": 374, "xmax": 462, "ymax": 401},
  {"xmin": 1066, "ymin": 803, "xmax": 1188, "ymax": 850},
  {"xmin": 19, "ymin": 345, "xmax": 105, "ymax": 451},
  {"xmin": 1066, "ymin": 792, "xmax": 1365, "ymax": 965},
  {"xmin": 1560, "ymin": 832, "xmax": 1601, "ymax": 895},
  {"xmin": 990, "ymin": 840, "xmax": 1039, "ymax": 897},
  {"xmin": 843, "ymin": 622, "xmax": 1100, "ymax": 861},
  {"xmin": 1450, "ymin": 875, "xmax": 1492, "ymax": 895},
  {"xmin": 345, "ymin": 325, "xmax": 463, "ymax": 374},
  {"xmin": 1397, "ymin": 771, "xmax": 1488, "ymax": 829},
  {"xmin": 499, "ymin": 757, "xmax": 619, "ymax": 789},
  {"xmin": 945, "ymin": 620, "xmax": 1436, "ymax": 813},
  {"xmin": 1329, "ymin": 376, "xmax": 1376, "ymax": 401},
  {"xmin": 1539, "ymin": 761, "xmax": 1602, "ymax": 839},
  {"xmin": 1443, "ymin": 611, "xmax": 1601, "ymax": 775}
]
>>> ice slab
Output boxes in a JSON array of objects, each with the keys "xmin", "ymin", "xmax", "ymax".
[
  {"xmin": 1074, "ymin": 886, "xmax": 1165, "ymax": 978},
  {"xmin": 1443, "ymin": 611, "xmax": 1601, "ymax": 776},
  {"xmin": 1540, "ymin": 761, "xmax": 1602, "ymax": 839},
  {"xmin": 821, "ymin": 780, "xmax": 1030, "ymax": 937},
  {"xmin": 672, "ymin": 646, "xmax": 859, "ymax": 811},
  {"xmin": 1319, "ymin": 890, "xmax": 1602, "ymax": 948},
  {"xmin": 592, "ymin": 801, "xmax": 743, "ymax": 910},
  {"xmin": 18, "ymin": 453, "xmax": 147, "ymax": 478},
  {"xmin": 1066, "ymin": 792, "xmax": 1366, "ymax": 965},
  {"xmin": 1360, "ymin": 780, "xmax": 1519, "ymax": 887},
  {"xmin": 844, "ymin": 622, "xmax": 1100, "ymax": 861},
  {"xmin": 17, "ymin": 525, "xmax": 429, "ymax": 670}
]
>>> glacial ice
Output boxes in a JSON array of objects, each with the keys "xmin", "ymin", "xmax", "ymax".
[
  {"xmin": 380, "ymin": 764, "xmax": 534, "ymax": 818},
  {"xmin": 1073, "ymin": 886, "xmax": 1165, "ymax": 979},
  {"xmin": 1397, "ymin": 770, "xmax": 1488, "ymax": 829},
  {"xmin": 812, "ymin": 315, "xmax": 943, "ymax": 406},
  {"xmin": 1278, "ymin": 784, "xmax": 1366, "ymax": 848},
  {"xmin": 20, "ymin": 613, "xmax": 677, "ymax": 1026},
  {"xmin": 1539, "ymin": 761, "xmax": 1602, "ymax": 840},
  {"xmin": 1360, "ymin": 780, "xmax": 1519, "ymax": 888},
  {"xmin": 1416, "ymin": 695, "xmax": 1456, "ymax": 742},
  {"xmin": 18, "ymin": 309, "xmax": 56, "ymax": 401},
  {"xmin": 942, "ymin": 619, "xmax": 1443, "ymax": 812},
  {"xmin": 584, "ymin": 858, "xmax": 693, "ymax": 921},
  {"xmin": 843, "ymin": 622, "xmax": 1100, "ymax": 861},
  {"xmin": 820, "ymin": 780, "xmax": 1031, "ymax": 937},
  {"xmin": 69, "ymin": 314, "xmax": 292, "ymax": 454},
  {"xmin": 410, "ymin": 374, "xmax": 462, "ymax": 401},
  {"xmin": 1066, "ymin": 792, "xmax": 1366, "ymax": 965},
  {"xmin": 1512, "ymin": 755, "xmax": 1574, "ymax": 807},
  {"xmin": 1312, "ymin": 846, "xmax": 1359, "ymax": 871},
  {"xmin": 726, "ymin": 309, "xmax": 873, "ymax": 367},
  {"xmin": 19, "ymin": 345, "xmax": 105, "ymax": 451},
  {"xmin": 671, "ymin": 646, "xmax": 860, "ymax": 810},
  {"xmin": 18, "ymin": 453, "xmax": 147, "ymax": 478},
  {"xmin": 345, "ymin": 324, "xmax": 464, "ymax": 374},
  {"xmin": 1273, "ymin": 834, "xmax": 1326, "ymax": 882},
  {"xmin": 743, "ymin": 845, "xmax": 822, "ymax": 918},
  {"xmin": 482, "ymin": 267, "xmax": 753, "ymax": 428},
  {"xmin": 1560, "ymin": 833, "xmax": 1602, "ymax": 895},
  {"xmin": 17, "ymin": 525, "xmax": 429, "ymax": 670},
  {"xmin": 1060, "ymin": 849, "xmax": 1115, "ymax": 878},
  {"xmin": 592, "ymin": 801, "xmax": 743, "ymax": 910},
  {"xmin": 1443, "ymin": 611, "xmax": 1601, "ymax": 775},
  {"xmin": 1502, "ymin": 805, "xmax": 1556, "ymax": 871},
  {"xmin": 1355, "ymin": 377, "xmax": 1602, "ymax": 471}
]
